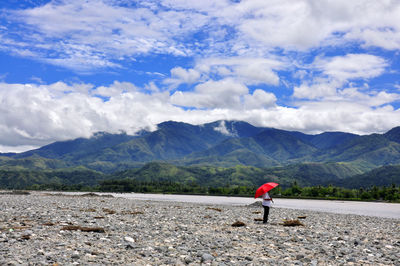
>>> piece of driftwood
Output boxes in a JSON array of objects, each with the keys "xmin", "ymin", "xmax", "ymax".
[
  {"xmin": 206, "ymin": 207, "xmax": 222, "ymax": 212},
  {"xmin": 282, "ymin": 219, "xmax": 304, "ymax": 226},
  {"xmin": 61, "ymin": 225, "xmax": 105, "ymax": 233}
]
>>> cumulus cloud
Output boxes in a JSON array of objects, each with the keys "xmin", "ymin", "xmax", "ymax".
[
  {"xmin": 293, "ymin": 54, "xmax": 389, "ymax": 101},
  {"xmin": 166, "ymin": 57, "xmax": 283, "ymax": 90},
  {"xmin": 171, "ymin": 78, "xmax": 249, "ymax": 109},
  {"xmin": 243, "ymin": 89, "xmax": 277, "ymax": 109},
  {"xmin": 318, "ymin": 54, "xmax": 388, "ymax": 81},
  {"xmin": 164, "ymin": 67, "xmax": 201, "ymax": 88},
  {"xmin": 0, "ymin": 80, "xmax": 399, "ymax": 152}
]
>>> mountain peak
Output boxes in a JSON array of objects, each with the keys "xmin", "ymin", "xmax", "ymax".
[
  {"xmin": 205, "ymin": 120, "xmax": 264, "ymax": 138},
  {"xmin": 384, "ymin": 126, "xmax": 400, "ymax": 143}
]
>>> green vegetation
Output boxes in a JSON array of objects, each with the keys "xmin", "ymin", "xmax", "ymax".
[
  {"xmin": 279, "ymin": 182, "xmax": 400, "ymax": 202},
  {"xmin": 98, "ymin": 179, "xmax": 255, "ymax": 196},
  {"xmin": 0, "ymin": 168, "xmax": 104, "ymax": 190}
]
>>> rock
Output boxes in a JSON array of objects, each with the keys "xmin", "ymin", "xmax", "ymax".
[
  {"xmin": 124, "ymin": 236, "xmax": 135, "ymax": 243},
  {"xmin": 184, "ymin": 255, "xmax": 194, "ymax": 264},
  {"xmin": 175, "ymin": 259, "xmax": 185, "ymax": 266},
  {"xmin": 71, "ymin": 251, "xmax": 80, "ymax": 259},
  {"xmin": 201, "ymin": 253, "xmax": 214, "ymax": 262}
]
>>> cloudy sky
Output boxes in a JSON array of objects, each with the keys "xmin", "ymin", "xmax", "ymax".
[{"xmin": 1, "ymin": 0, "xmax": 400, "ymax": 152}]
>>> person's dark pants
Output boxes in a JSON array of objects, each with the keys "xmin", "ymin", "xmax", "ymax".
[{"xmin": 263, "ymin": 206, "xmax": 270, "ymax": 224}]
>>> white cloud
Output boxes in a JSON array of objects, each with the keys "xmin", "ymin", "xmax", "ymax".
[
  {"xmin": 243, "ymin": 89, "xmax": 277, "ymax": 109},
  {"xmin": 164, "ymin": 67, "xmax": 201, "ymax": 88},
  {"xmin": 2, "ymin": 0, "xmax": 400, "ymax": 72},
  {"xmin": 232, "ymin": 0, "xmax": 400, "ymax": 51},
  {"xmin": 318, "ymin": 54, "xmax": 388, "ymax": 81},
  {"xmin": 213, "ymin": 120, "xmax": 235, "ymax": 136},
  {"xmin": 0, "ymin": 80, "xmax": 399, "ymax": 152},
  {"xmin": 350, "ymin": 28, "xmax": 400, "ymax": 50},
  {"xmin": 92, "ymin": 81, "xmax": 138, "ymax": 97},
  {"xmin": 293, "ymin": 79, "xmax": 342, "ymax": 100},
  {"xmin": 2, "ymin": 0, "xmax": 209, "ymax": 70},
  {"xmin": 169, "ymin": 57, "xmax": 284, "ymax": 89},
  {"xmin": 293, "ymin": 54, "xmax": 389, "ymax": 101},
  {"xmin": 171, "ymin": 78, "xmax": 249, "ymax": 109}
]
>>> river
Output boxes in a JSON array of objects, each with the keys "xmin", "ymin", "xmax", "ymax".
[{"xmin": 103, "ymin": 193, "xmax": 399, "ymax": 219}]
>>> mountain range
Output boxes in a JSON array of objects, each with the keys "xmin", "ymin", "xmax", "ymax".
[{"xmin": 1, "ymin": 120, "xmax": 400, "ymax": 189}]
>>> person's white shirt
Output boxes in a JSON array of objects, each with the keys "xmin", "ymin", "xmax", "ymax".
[{"xmin": 262, "ymin": 192, "xmax": 272, "ymax": 207}]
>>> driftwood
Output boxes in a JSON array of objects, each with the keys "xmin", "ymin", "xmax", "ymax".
[
  {"xmin": 61, "ymin": 225, "xmax": 105, "ymax": 233},
  {"xmin": 206, "ymin": 207, "xmax": 222, "ymax": 212},
  {"xmin": 282, "ymin": 219, "xmax": 304, "ymax": 226}
]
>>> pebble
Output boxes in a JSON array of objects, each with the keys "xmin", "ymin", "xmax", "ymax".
[{"xmin": 0, "ymin": 192, "xmax": 399, "ymax": 265}]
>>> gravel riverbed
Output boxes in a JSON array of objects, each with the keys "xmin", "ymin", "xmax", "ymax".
[{"xmin": 0, "ymin": 192, "xmax": 399, "ymax": 265}]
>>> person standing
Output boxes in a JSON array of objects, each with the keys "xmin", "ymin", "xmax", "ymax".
[{"xmin": 262, "ymin": 192, "xmax": 273, "ymax": 224}]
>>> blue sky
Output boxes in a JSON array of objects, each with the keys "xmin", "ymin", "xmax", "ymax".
[{"xmin": 1, "ymin": 0, "xmax": 400, "ymax": 152}]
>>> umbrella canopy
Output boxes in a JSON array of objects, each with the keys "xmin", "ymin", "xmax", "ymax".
[{"xmin": 254, "ymin": 182, "xmax": 279, "ymax": 198}]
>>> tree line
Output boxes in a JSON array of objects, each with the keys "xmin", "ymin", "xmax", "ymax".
[{"xmin": 275, "ymin": 181, "xmax": 400, "ymax": 202}]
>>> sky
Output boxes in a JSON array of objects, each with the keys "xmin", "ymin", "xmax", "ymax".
[{"xmin": 1, "ymin": 0, "xmax": 400, "ymax": 152}]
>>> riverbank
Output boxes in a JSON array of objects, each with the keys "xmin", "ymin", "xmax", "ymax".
[{"xmin": 0, "ymin": 192, "xmax": 399, "ymax": 265}]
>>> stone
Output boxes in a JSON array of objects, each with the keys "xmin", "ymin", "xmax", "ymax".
[
  {"xmin": 184, "ymin": 256, "xmax": 194, "ymax": 264},
  {"xmin": 124, "ymin": 236, "xmax": 135, "ymax": 243},
  {"xmin": 201, "ymin": 253, "xmax": 214, "ymax": 262}
]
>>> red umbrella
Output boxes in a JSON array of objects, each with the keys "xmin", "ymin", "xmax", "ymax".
[{"xmin": 254, "ymin": 182, "xmax": 279, "ymax": 198}]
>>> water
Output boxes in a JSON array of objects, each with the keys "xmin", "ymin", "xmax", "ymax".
[
  {"xmin": 110, "ymin": 193, "xmax": 400, "ymax": 219},
  {"xmin": 47, "ymin": 192, "xmax": 400, "ymax": 219}
]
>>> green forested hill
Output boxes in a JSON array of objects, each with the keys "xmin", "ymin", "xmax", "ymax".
[
  {"xmin": 0, "ymin": 167, "xmax": 104, "ymax": 190},
  {"xmin": 0, "ymin": 155, "xmax": 70, "ymax": 170},
  {"xmin": 340, "ymin": 165, "xmax": 400, "ymax": 188},
  {"xmin": 1, "ymin": 160, "xmax": 399, "ymax": 190},
  {"xmin": 3, "ymin": 120, "xmax": 400, "ymax": 172},
  {"xmin": 108, "ymin": 161, "xmax": 367, "ymax": 188}
]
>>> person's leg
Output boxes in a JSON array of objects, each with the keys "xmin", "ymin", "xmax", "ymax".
[{"xmin": 263, "ymin": 206, "xmax": 270, "ymax": 224}]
